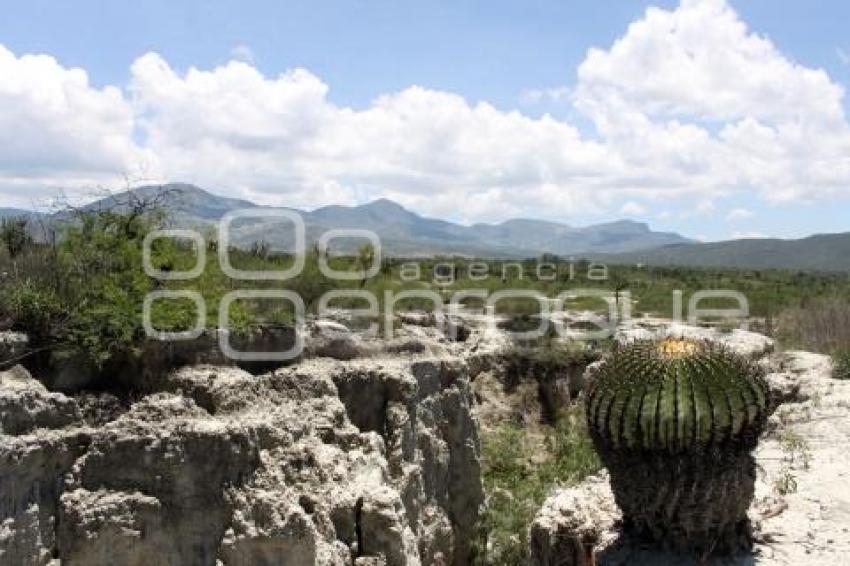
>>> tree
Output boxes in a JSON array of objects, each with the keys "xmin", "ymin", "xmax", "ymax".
[
  {"xmin": 356, "ymin": 243, "xmax": 376, "ymax": 287},
  {"xmin": 2, "ymin": 188, "xmax": 173, "ymax": 369},
  {"xmin": 609, "ymin": 270, "xmax": 630, "ymax": 308},
  {"xmin": 1, "ymin": 216, "xmax": 32, "ymax": 278}
]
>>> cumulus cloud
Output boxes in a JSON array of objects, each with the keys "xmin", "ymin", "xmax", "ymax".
[
  {"xmin": 229, "ymin": 45, "xmax": 255, "ymax": 65},
  {"xmin": 577, "ymin": 0, "xmax": 845, "ymax": 124},
  {"xmin": 732, "ymin": 231, "xmax": 767, "ymax": 239},
  {"xmin": 725, "ymin": 207, "xmax": 754, "ymax": 221},
  {"xmin": 0, "ymin": 45, "xmax": 152, "ymax": 206},
  {"xmin": 620, "ymin": 201, "xmax": 648, "ymax": 216},
  {"xmin": 574, "ymin": 0, "xmax": 850, "ymax": 204},
  {"xmin": 1, "ymin": 0, "xmax": 849, "ymax": 221},
  {"xmin": 128, "ymin": 52, "xmax": 614, "ymax": 216},
  {"xmin": 519, "ymin": 86, "xmax": 571, "ymax": 105}
]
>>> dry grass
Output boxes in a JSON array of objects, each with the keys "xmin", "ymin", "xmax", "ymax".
[{"xmin": 778, "ymin": 298, "xmax": 850, "ymax": 355}]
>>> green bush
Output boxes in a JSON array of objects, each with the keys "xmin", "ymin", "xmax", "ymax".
[
  {"xmin": 1, "ymin": 282, "xmax": 64, "ymax": 339},
  {"xmin": 478, "ymin": 401, "xmax": 601, "ymax": 565},
  {"xmin": 65, "ymin": 281, "xmax": 145, "ymax": 368},
  {"xmin": 1, "ymin": 207, "xmax": 157, "ymax": 369},
  {"xmin": 0, "ymin": 216, "xmax": 32, "ymax": 261}
]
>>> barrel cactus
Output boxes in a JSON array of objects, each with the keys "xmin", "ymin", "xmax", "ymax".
[{"xmin": 585, "ymin": 338, "xmax": 769, "ymax": 553}]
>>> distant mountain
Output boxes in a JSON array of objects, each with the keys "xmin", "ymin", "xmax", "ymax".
[
  {"xmin": 600, "ymin": 233, "xmax": 850, "ymax": 272},
  {"xmin": 0, "ymin": 208, "xmax": 37, "ymax": 219},
  {"xmin": 89, "ymin": 183, "xmax": 691, "ymax": 257},
  {"xmin": 5, "ymin": 184, "xmax": 850, "ymax": 270},
  {"xmin": 81, "ymin": 183, "xmax": 257, "ymax": 221}
]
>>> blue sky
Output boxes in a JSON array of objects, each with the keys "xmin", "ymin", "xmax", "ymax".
[{"xmin": 1, "ymin": 0, "xmax": 849, "ymax": 240}]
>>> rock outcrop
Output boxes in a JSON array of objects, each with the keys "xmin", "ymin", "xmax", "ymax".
[
  {"xmin": 1, "ymin": 355, "xmax": 484, "ymax": 565},
  {"xmin": 0, "ymin": 365, "xmax": 82, "ymax": 435},
  {"xmin": 528, "ymin": 472, "xmax": 620, "ymax": 566},
  {"xmin": 0, "ymin": 331, "xmax": 28, "ymax": 365}
]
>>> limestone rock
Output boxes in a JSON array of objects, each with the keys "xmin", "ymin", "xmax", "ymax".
[
  {"xmin": 2, "ymin": 354, "xmax": 484, "ymax": 565},
  {"xmin": 0, "ymin": 428, "xmax": 92, "ymax": 564},
  {"xmin": 58, "ymin": 489, "xmax": 167, "ymax": 566},
  {"xmin": 0, "ymin": 331, "xmax": 28, "ymax": 364},
  {"xmin": 303, "ymin": 320, "xmax": 367, "ymax": 361},
  {"xmin": 0, "ymin": 365, "xmax": 81, "ymax": 435},
  {"xmin": 528, "ymin": 473, "xmax": 620, "ymax": 566},
  {"xmin": 74, "ymin": 393, "xmax": 126, "ymax": 427}
]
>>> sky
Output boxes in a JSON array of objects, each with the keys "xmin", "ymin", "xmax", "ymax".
[{"xmin": 1, "ymin": 0, "xmax": 849, "ymax": 241}]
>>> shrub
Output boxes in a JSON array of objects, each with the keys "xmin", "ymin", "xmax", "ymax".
[
  {"xmin": 0, "ymin": 217, "xmax": 31, "ymax": 259},
  {"xmin": 0, "ymin": 216, "xmax": 33, "ymax": 278},
  {"xmin": 1, "ymin": 282, "xmax": 64, "ymax": 339},
  {"xmin": 1, "ymin": 205, "xmax": 159, "ymax": 369},
  {"xmin": 478, "ymin": 401, "xmax": 601, "ymax": 565}
]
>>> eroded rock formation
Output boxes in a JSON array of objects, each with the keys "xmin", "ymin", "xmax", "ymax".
[{"xmin": 0, "ymin": 352, "xmax": 484, "ymax": 565}]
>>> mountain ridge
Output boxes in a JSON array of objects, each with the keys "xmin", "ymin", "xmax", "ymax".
[
  {"xmin": 141, "ymin": 184, "xmax": 694, "ymax": 257},
  {"xmin": 598, "ymin": 232, "xmax": 850, "ymax": 272},
  {"xmin": 7, "ymin": 183, "xmax": 850, "ymax": 270}
]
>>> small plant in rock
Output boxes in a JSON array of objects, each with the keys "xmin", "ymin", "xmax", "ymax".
[
  {"xmin": 586, "ymin": 338, "xmax": 770, "ymax": 554},
  {"xmin": 772, "ymin": 429, "xmax": 811, "ymax": 497},
  {"xmin": 832, "ymin": 350, "xmax": 850, "ymax": 381},
  {"xmin": 779, "ymin": 429, "xmax": 812, "ymax": 470},
  {"xmin": 773, "ymin": 468, "xmax": 798, "ymax": 496}
]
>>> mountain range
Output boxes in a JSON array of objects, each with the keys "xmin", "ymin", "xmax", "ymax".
[
  {"xmin": 4, "ymin": 183, "xmax": 850, "ymax": 271},
  {"xmin": 79, "ymin": 183, "xmax": 695, "ymax": 257}
]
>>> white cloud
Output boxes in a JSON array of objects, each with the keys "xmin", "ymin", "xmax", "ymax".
[
  {"xmin": 732, "ymin": 231, "xmax": 767, "ymax": 239},
  {"xmin": 620, "ymin": 201, "xmax": 648, "ymax": 216},
  {"xmin": 574, "ymin": 0, "xmax": 850, "ymax": 204},
  {"xmin": 698, "ymin": 200, "xmax": 716, "ymax": 214},
  {"xmin": 725, "ymin": 207, "xmax": 754, "ymax": 221},
  {"xmin": 577, "ymin": 0, "xmax": 845, "ymax": 125},
  {"xmin": 519, "ymin": 86, "xmax": 571, "ymax": 105},
  {"xmin": 1, "ymin": 0, "xmax": 850, "ymax": 221},
  {"xmin": 0, "ymin": 45, "xmax": 152, "ymax": 206},
  {"xmin": 677, "ymin": 199, "xmax": 716, "ymax": 219},
  {"xmin": 230, "ymin": 45, "xmax": 255, "ymax": 65},
  {"xmin": 838, "ymin": 48, "xmax": 850, "ymax": 66},
  {"xmin": 128, "ymin": 53, "xmax": 612, "ymax": 216}
]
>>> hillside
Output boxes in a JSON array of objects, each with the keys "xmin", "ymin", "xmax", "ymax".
[{"xmin": 602, "ymin": 233, "xmax": 850, "ymax": 272}]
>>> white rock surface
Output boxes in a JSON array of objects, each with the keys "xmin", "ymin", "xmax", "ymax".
[
  {"xmin": 1, "ymin": 357, "xmax": 483, "ymax": 566},
  {"xmin": 529, "ymin": 473, "xmax": 621, "ymax": 566},
  {"xmin": 0, "ymin": 365, "xmax": 82, "ymax": 435}
]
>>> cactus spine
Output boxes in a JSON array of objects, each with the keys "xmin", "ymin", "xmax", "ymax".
[{"xmin": 585, "ymin": 338, "xmax": 769, "ymax": 552}]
